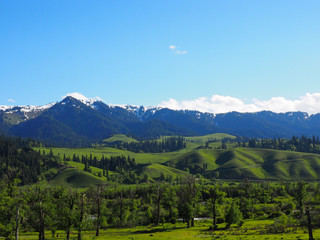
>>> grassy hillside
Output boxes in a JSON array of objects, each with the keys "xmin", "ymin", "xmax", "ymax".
[
  {"xmin": 136, "ymin": 163, "xmax": 188, "ymax": 180},
  {"xmin": 37, "ymin": 133, "xmax": 320, "ymax": 186},
  {"xmin": 42, "ymin": 146, "xmax": 320, "ymax": 182},
  {"xmin": 207, "ymin": 148, "xmax": 320, "ymax": 180},
  {"xmin": 49, "ymin": 168, "xmax": 106, "ymax": 188},
  {"xmin": 163, "ymin": 146, "xmax": 320, "ymax": 180},
  {"xmin": 65, "ymin": 161, "xmax": 116, "ymax": 178},
  {"xmin": 184, "ymin": 133, "xmax": 236, "ymax": 144},
  {"xmin": 37, "ymin": 144, "xmax": 196, "ymax": 165},
  {"xmin": 103, "ymin": 134, "xmax": 138, "ymax": 144}
]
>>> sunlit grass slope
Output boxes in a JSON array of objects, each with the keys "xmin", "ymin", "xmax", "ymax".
[
  {"xmin": 49, "ymin": 168, "xmax": 106, "ymax": 188},
  {"xmin": 136, "ymin": 163, "xmax": 189, "ymax": 179},
  {"xmin": 166, "ymin": 147, "xmax": 320, "ymax": 180},
  {"xmin": 210, "ymin": 148, "xmax": 320, "ymax": 180},
  {"xmin": 39, "ymin": 146, "xmax": 183, "ymax": 164},
  {"xmin": 37, "ymin": 133, "xmax": 320, "ymax": 182},
  {"xmin": 65, "ymin": 161, "xmax": 116, "ymax": 178},
  {"xmin": 184, "ymin": 133, "xmax": 236, "ymax": 144},
  {"xmin": 103, "ymin": 134, "xmax": 138, "ymax": 144}
]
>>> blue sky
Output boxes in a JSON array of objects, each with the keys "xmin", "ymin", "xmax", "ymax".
[{"xmin": 1, "ymin": 1, "xmax": 320, "ymax": 113}]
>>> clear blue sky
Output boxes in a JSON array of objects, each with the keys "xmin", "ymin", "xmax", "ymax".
[{"xmin": 1, "ymin": 0, "xmax": 320, "ymax": 107}]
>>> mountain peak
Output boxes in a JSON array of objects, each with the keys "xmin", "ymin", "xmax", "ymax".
[{"xmin": 63, "ymin": 92, "xmax": 103, "ymax": 107}]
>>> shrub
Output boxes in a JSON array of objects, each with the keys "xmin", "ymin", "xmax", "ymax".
[{"xmin": 225, "ymin": 202, "xmax": 243, "ymax": 227}]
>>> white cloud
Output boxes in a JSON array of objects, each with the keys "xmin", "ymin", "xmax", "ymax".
[
  {"xmin": 176, "ymin": 50, "xmax": 188, "ymax": 55},
  {"xmin": 159, "ymin": 93, "xmax": 320, "ymax": 114},
  {"xmin": 169, "ymin": 45, "xmax": 187, "ymax": 55},
  {"xmin": 7, "ymin": 99, "xmax": 15, "ymax": 103}
]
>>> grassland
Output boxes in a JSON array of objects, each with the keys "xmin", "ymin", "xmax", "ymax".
[
  {"xmin": 36, "ymin": 133, "xmax": 320, "ymax": 188},
  {"xmin": 184, "ymin": 133, "xmax": 236, "ymax": 144},
  {"xmin": 102, "ymin": 134, "xmax": 138, "ymax": 144},
  {"xmin": 16, "ymin": 133, "xmax": 320, "ymax": 240},
  {"xmin": 48, "ymin": 168, "xmax": 105, "ymax": 188},
  {"xmin": 16, "ymin": 220, "xmax": 320, "ymax": 240}
]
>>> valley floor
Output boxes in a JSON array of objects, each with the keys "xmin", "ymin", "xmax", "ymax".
[{"xmin": 15, "ymin": 220, "xmax": 320, "ymax": 240}]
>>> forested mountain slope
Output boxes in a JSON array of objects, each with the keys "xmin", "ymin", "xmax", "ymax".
[{"xmin": 2, "ymin": 95, "xmax": 320, "ymax": 146}]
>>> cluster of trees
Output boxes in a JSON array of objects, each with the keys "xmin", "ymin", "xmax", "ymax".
[
  {"xmin": 204, "ymin": 136, "xmax": 320, "ymax": 154},
  {"xmin": 246, "ymin": 136, "xmax": 320, "ymax": 153},
  {"xmin": 1, "ymin": 177, "xmax": 320, "ymax": 240},
  {"xmin": 0, "ymin": 136, "xmax": 59, "ymax": 185},
  {"xmin": 62, "ymin": 153, "xmax": 138, "ymax": 177},
  {"xmin": 108, "ymin": 136, "xmax": 186, "ymax": 153},
  {"xmin": 204, "ymin": 137, "xmax": 249, "ymax": 149},
  {"xmin": 205, "ymin": 137, "xmax": 246, "ymax": 145}
]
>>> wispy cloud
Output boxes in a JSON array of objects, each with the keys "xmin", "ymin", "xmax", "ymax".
[
  {"xmin": 169, "ymin": 45, "xmax": 187, "ymax": 55},
  {"xmin": 159, "ymin": 93, "xmax": 320, "ymax": 114},
  {"xmin": 7, "ymin": 99, "xmax": 15, "ymax": 103},
  {"xmin": 176, "ymin": 50, "xmax": 188, "ymax": 55}
]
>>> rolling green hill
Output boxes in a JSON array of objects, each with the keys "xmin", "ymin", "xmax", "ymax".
[
  {"xmin": 49, "ymin": 168, "xmax": 106, "ymax": 188},
  {"xmin": 136, "ymin": 163, "xmax": 188, "ymax": 180},
  {"xmin": 36, "ymin": 133, "xmax": 320, "ymax": 187},
  {"xmin": 65, "ymin": 161, "xmax": 116, "ymax": 178},
  {"xmin": 184, "ymin": 133, "xmax": 236, "ymax": 144},
  {"xmin": 103, "ymin": 134, "xmax": 138, "ymax": 144},
  {"xmin": 168, "ymin": 147, "xmax": 320, "ymax": 180}
]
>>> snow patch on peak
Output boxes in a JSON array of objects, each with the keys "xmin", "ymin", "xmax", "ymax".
[
  {"xmin": 64, "ymin": 92, "xmax": 91, "ymax": 103},
  {"xmin": 113, "ymin": 104, "xmax": 162, "ymax": 112},
  {"xmin": 0, "ymin": 103, "xmax": 55, "ymax": 113},
  {"xmin": 114, "ymin": 104, "xmax": 161, "ymax": 112},
  {"xmin": 108, "ymin": 104, "xmax": 163, "ymax": 119},
  {"xmin": 63, "ymin": 92, "xmax": 103, "ymax": 108},
  {"xmin": 21, "ymin": 103, "xmax": 56, "ymax": 113},
  {"xmin": 0, "ymin": 105, "xmax": 11, "ymax": 111}
]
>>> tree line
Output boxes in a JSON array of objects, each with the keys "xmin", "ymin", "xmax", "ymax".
[
  {"xmin": 0, "ymin": 135, "xmax": 59, "ymax": 185},
  {"xmin": 246, "ymin": 136, "xmax": 320, "ymax": 153},
  {"xmin": 107, "ymin": 136, "xmax": 186, "ymax": 153},
  {"xmin": 1, "ymin": 177, "xmax": 320, "ymax": 240},
  {"xmin": 62, "ymin": 153, "xmax": 138, "ymax": 177},
  {"xmin": 204, "ymin": 136, "xmax": 320, "ymax": 155}
]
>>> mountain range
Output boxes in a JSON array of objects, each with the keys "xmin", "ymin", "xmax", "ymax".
[{"xmin": 1, "ymin": 93, "xmax": 320, "ymax": 146}]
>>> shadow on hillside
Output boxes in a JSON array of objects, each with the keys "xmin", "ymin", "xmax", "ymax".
[{"xmin": 215, "ymin": 151, "xmax": 233, "ymax": 165}]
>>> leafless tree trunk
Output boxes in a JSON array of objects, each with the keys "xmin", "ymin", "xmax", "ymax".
[
  {"xmin": 15, "ymin": 207, "xmax": 19, "ymax": 240},
  {"xmin": 306, "ymin": 207, "xmax": 314, "ymax": 240}
]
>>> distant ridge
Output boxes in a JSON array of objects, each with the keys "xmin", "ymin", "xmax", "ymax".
[{"xmin": 1, "ymin": 93, "xmax": 320, "ymax": 146}]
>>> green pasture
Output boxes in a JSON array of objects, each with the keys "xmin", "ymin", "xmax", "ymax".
[
  {"xmin": 36, "ymin": 133, "xmax": 320, "ymax": 186},
  {"xmin": 184, "ymin": 133, "xmax": 237, "ymax": 144},
  {"xmin": 102, "ymin": 134, "xmax": 139, "ymax": 144},
  {"xmin": 16, "ymin": 220, "xmax": 320, "ymax": 240},
  {"xmin": 48, "ymin": 168, "xmax": 105, "ymax": 188}
]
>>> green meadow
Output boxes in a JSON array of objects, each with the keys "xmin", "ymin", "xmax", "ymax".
[
  {"xmin": 37, "ymin": 133, "xmax": 320, "ymax": 188},
  {"xmin": 16, "ymin": 220, "xmax": 320, "ymax": 240},
  {"xmin": 3, "ymin": 134, "xmax": 320, "ymax": 240}
]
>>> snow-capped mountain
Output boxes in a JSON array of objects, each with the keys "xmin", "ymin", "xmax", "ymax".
[
  {"xmin": 1, "ymin": 93, "xmax": 320, "ymax": 147},
  {"xmin": 63, "ymin": 92, "xmax": 101, "ymax": 108},
  {"xmin": 0, "ymin": 103, "xmax": 55, "ymax": 124},
  {"xmin": 0, "ymin": 103, "xmax": 54, "ymax": 113}
]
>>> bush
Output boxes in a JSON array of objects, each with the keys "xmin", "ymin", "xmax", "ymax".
[
  {"xmin": 225, "ymin": 202, "xmax": 243, "ymax": 227},
  {"xmin": 255, "ymin": 211, "xmax": 267, "ymax": 218},
  {"xmin": 267, "ymin": 214, "xmax": 296, "ymax": 233},
  {"xmin": 216, "ymin": 217, "xmax": 224, "ymax": 224},
  {"xmin": 268, "ymin": 211, "xmax": 282, "ymax": 219}
]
